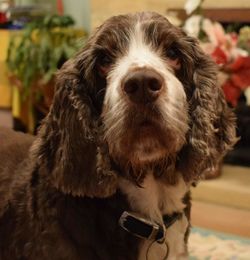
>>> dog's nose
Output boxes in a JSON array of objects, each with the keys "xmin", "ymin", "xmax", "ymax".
[{"xmin": 123, "ymin": 69, "xmax": 163, "ymax": 104}]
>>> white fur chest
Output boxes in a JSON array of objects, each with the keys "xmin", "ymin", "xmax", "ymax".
[{"xmin": 118, "ymin": 172, "xmax": 189, "ymax": 260}]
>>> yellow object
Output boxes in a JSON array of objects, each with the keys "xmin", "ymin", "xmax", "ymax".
[
  {"xmin": 12, "ymin": 86, "xmax": 34, "ymax": 132},
  {"xmin": 12, "ymin": 86, "xmax": 20, "ymax": 118},
  {"xmin": 0, "ymin": 30, "xmax": 12, "ymax": 108},
  {"xmin": 0, "ymin": 29, "xmax": 35, "ymax": 131}
]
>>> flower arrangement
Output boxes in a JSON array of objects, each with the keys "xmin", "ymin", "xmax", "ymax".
[{"xmin": 183, "ymin": 0, "xmax": 250, "ymax": 107}]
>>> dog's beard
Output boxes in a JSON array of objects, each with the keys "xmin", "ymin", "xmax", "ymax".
[
  {"xmin": 122, "ymin": 121, "xmax": 174, "ymax": 165},
  {"xmin": 104, "ymin": 107, "xmax": 185, "ymax": 179}
]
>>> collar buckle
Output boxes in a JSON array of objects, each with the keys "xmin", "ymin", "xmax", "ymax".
[{"xmin": 119, "ymin": 211, "xmax": 165, "ymax": 243}]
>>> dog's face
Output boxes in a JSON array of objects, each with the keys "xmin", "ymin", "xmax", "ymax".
[
  {"xmin": 92, "ymin": 13, "xmax": 190, "ymax": 168},
  {"xmin": 45, "ymin": 12, "xmax": 235, "ymax": 196}
]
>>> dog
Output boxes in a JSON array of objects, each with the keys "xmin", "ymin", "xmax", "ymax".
[{"xmin": 0, "ymin": 12, "xmax": 236, "ymax": 260}]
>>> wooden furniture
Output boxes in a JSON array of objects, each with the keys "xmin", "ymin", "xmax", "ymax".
[{"xmin": 167, "ymin": 8, "xmax": 250, "ymax": 23}]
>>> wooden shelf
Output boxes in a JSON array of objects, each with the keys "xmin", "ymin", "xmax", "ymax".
[{"xmin": 167, "ymin": 8, "xmax": 250, "ymax": 23}]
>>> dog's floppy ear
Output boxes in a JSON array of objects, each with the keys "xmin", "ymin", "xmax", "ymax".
[
  {"xmin": 33, "ymin": 48, "xmax": 118, "ymax": 198},
  {"xmin": 178, "ymin": 36, "xmax": 237, "ymax": 181}
]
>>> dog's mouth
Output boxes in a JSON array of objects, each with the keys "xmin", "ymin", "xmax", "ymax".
[
  {"xmin": 137, "ymin": 119, "xmax": 160, "ymax": 136},
  {"xmin": 139, "ymin": 119, "xmax": 154, "ymax": 128},
  {"xmin": 140, "ymin": 119, "xmax": 154, "ymax": 126},
  {"xmin": 136, "ymin": 112, "xmax": 164, "ymax": 132},
  {"xmin": 107, "ymin": 109, "xmax": 180, "ymax": 169},
  {"xmin": 129, "ymin": 117, "xmax": 169, "ymax": 156}
]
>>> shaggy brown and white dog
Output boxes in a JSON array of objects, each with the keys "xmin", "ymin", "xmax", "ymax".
[{"xmin": 0, "ymin": 12, "xmax": 236, "ymax": 259}]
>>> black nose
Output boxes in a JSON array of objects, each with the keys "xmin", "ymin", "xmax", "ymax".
[{"xmin": 123, "ymin": 68, "xmax": 163, "ymax": 104}]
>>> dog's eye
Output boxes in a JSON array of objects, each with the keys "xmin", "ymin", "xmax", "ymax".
[
  {"xmin": 99, "ymin": 54, "xmax": 113, "ymax": 67},
  {"xmin": 165, "ymin": 47, "xmax": 179, "ymax": 60},
  {"xmin": 164, "ymin": 46, "xmax": 180, "ymax": 69},
  {"xmin": 98, "ymin": 53, "xmax": 113, "ymax": 76}
]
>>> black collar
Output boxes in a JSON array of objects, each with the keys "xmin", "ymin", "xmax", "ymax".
[{"xmin": 119, "ymin": 211, "xmax": 182, "ymax": 243}]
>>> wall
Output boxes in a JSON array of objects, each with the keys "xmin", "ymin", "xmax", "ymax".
[
  {"xmin": 63, "ymin": 0, "xmax": 90, "ymax": 31},
  {"xmin": 91, "ymin": 0, "xmax": 250, "ymax": 28},
  {"xmin": 14, "ymin": 0, "xmax": 250, "ymax": 32},
  {"xmin": 16, "ymin": 0, "xmax": 91, "ymax": 31}
]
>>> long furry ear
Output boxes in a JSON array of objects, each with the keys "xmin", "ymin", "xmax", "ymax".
[
  {"xmin": 32, "ymin": 57, "xmax": 118, "ymax": 198},
  {"xmin": 178, "ymin": 37, "xmax": 237, "ymax": 181}
]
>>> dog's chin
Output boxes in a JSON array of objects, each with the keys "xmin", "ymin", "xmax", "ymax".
[
  {"xmin": 131, "ymin": 138, "xmax": 168, "ymax": 166},
  {"xmin": 127, "ymin": 125, "xmax": 170, "ymax": 167},
  {"xmin": 107, "ymin": 120, "xmax": 182, "ymax": 170}
]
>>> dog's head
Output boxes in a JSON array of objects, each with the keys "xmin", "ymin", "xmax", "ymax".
[{"xmin": 35, "ymin": 12, "xmax": 236, "ymax": 197}]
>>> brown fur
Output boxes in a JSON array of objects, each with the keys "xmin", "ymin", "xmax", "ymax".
[{"xmin": 0, "ymin": 12, "xmax": 236, "ymax": 259}]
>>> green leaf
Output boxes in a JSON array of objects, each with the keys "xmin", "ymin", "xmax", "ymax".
[{"xmin": 6, "ymin": 14, "xmax": 87, "ymax": 101}]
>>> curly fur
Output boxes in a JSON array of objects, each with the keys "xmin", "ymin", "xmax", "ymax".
[
  {"xmin": 0, "ymin": 12, "xmax": 236, "ymax": 260},
  {"xmin": 175, "ymin": 36, "xmax": 237, "ymax": 181}
]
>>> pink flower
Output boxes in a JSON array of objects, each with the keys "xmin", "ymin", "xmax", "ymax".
[
  {"xmin": 202, "ymin": 19, "xmax": 225, "ymax": 46},
  {"xmin": 200, "ymin": 21, "xmax": 250, "ymax": 106},
  {"xmin": 201, "ymin": 19, "xmax": 248, "ymax": 64}
]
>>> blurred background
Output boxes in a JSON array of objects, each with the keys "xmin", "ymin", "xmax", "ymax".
[{"xmin": 0, "ymin": 0, "xmax": 250, "ymax": 258}]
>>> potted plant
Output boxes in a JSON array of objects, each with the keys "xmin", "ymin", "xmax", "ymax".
[{"xmin": 6, "ymin": 14, "xmax": 87, "ymax": 132}]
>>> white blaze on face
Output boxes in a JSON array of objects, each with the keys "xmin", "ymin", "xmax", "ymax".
[
  {"xmin": 104, "ymin": 22, "xmax": 187, "ymax": 112},
  {"xmin": 102, "ymin": 21, "xmax": 189, "ymax": 162}
]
